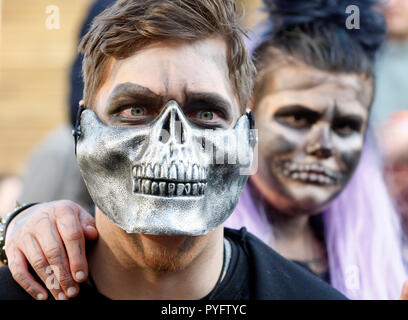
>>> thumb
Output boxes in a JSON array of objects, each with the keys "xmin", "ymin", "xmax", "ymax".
[
  {"xmin": 78, "ymin": 208, "xmax": 98, "ymax": 240},
  {"xmin": 400, "ymin": 280, "xmax": 408, "ymax": 300}
]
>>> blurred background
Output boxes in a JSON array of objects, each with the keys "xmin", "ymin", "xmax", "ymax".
[
  {"xmin": 0, "ymin": 0, "xmax": 407, "ymax": 227},
  {"xmin": 0, "ymin": 0, "xmax": 93, "ymax": 175}
]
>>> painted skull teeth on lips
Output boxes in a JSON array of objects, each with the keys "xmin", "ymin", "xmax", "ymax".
[
  {"xmin": 132, "ymin": 162, "xmax": 208, "ymax": 196},
  {"xmin": 278, "ymin": 161, "xmax": 342, "ymax": 185}
]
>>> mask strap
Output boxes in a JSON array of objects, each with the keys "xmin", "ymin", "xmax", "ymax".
[
  {"xmin": 246, "ymin": 110, "xmax": 257, "ymax": 147},
  {"xmin": 72, "ymin": 105, "xmax": 86, "ymax": 156},
  {"xmin": 246, "ymin": 110, "xmax": 255, "ymax": 130}
]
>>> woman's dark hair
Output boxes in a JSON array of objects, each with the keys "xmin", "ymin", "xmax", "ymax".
[{"xmin": 253, "ymin": 0, "xmax": 386, "ymax": 77}]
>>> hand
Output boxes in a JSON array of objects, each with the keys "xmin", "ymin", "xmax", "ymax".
[
  {"xmin": 4, "ymin": 200, "xmax": 97, "ymax": 300},
  {"xmin": 401, "ymin": 280, "xmax": 408, "ymax": 300}
]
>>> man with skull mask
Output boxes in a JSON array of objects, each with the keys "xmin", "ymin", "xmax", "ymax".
[{"xmin": 0, "ymin": 0, "xmax": 344, "ymax": 300}]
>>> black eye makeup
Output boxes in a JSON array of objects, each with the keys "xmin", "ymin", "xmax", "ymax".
[
  {"xmin": 274, "ymin": 105, "xmax": 321, "ymax": 130},
  {"xmin": 332, "ymin": 116, "xmax": 363, "ymax": 137}
]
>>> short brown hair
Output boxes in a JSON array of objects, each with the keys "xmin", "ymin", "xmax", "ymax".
[{"xmin": 79, "ymin": 0, "xmax": 256, "ymax": 112}]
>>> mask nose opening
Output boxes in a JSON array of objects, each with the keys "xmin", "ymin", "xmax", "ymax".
[{"xmin": 158, "ymin": 104, "xmax": 186, "ymax": 145}]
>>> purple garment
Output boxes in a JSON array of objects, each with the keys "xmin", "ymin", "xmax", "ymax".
[{"xmin": 225, "ymin": 183, "xmax": 274, "ymax": 246}]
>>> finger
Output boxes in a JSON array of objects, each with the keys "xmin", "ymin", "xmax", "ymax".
[
  {"xmin": 83, "ymin": 225, "xmax": 98, "ymax": 241},
  {"xmin": 78, "ymin": 207, "xmax": 98, "ymax": 240},
  {"xmin": 7, "ymin": 248, "xmax": 48, "ymax": 300},
  {"xmin": 20, "ymin": 234, "xmax": 67, "ymax": 300},
  {"xmin": 400, "ymin": 280, "xmax": 408, "ymax": 300},
  {"xmin": 34, "ymin": 221, "xmax": 79, "ymax": 299},
  {"xmin": 55, "ymin": 210, "xmax": 89, "ymax": 283}
]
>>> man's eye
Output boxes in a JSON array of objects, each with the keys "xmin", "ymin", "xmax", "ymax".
[
  {"xmin": 199, "ymin": 111, "xmax": 214, "ymax": 121},
  {"xmin": 115, "ymin": 106, "xmax": 153, "ymax": 125},
  {"xmin": 189, "ymin": 110, "xmax": 219, "ymax": 122},
  {"xmin": 130, "ymin": 107, "xmax": 145, "ymax": 116},
  {"xmin": 185, "ymin": 109, "xmax": 226, "ymax": 129},
  {"xmin": 120, "ymin": 106, "xmax": 147, "ymax": 118}
]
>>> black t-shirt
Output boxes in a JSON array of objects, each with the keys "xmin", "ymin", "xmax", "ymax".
[{"xmin": 0, "ymin": 228, "xmax": 346, "ymax": 300}]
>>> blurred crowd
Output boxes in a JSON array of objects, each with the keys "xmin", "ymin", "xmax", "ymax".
[{"xmin": 1, "ymin": 0, "xmax": 408, "ymax": 299}]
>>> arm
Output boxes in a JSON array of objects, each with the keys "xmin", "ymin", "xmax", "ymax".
[{"xmin": 3, "ymin": 200, "xmax": 97, "ymax": 300}]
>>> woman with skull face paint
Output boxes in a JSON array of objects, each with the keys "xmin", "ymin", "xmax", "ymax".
[{"xmin": 225, "ymin": 0, "xmax": 408, "ymax": 299}]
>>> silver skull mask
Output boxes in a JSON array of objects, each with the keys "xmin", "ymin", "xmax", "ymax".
[{"xmin": 76, "ymin": 101, "xmax": 256, "ymax": 236}]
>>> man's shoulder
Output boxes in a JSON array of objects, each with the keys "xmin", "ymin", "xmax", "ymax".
[
  {"xmin": 224, "ymin": 227, "xmax": 347, "ymax": 300},
  {"xmin": 0, "ymin": 266, "xmax": 34, "ymax": 300}
]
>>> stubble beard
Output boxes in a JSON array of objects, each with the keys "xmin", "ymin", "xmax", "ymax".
[{"xmin": 130, "ymin": 234, "xmax": 201, "ymax": 273}]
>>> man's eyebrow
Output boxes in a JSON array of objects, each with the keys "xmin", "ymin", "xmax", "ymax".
[
  {"xmin": 105, "ymin": 82, "xmax": 163, "ymax": 112},
  {"xmin": 184, "ymin": 92, "xmax": 232, "ymax": 113}
]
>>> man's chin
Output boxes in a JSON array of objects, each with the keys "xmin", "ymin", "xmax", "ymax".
[
  {"xmin": 142, "ymin": 234, "xmax": 191, "ymax": 248},
  {"xmin": 135, "ymin": 234, "xmax": 199, "ymax": 273}
]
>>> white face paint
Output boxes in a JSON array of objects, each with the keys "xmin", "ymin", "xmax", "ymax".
[{"xmin": 251, "ymin": 63, "xmax": 372, "ymax": 215}]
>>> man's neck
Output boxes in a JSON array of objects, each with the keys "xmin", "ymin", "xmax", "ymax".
[{"xmin": 88, "ymin": 210, "xmax": 224, "ymax": 300}]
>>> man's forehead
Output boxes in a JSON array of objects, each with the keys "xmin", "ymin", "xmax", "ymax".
[{"xmin": 96, "ymin": 37, "xmax": 235, "ymax": 107}]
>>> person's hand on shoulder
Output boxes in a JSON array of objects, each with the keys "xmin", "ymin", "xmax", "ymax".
[{"xmin": 4, "ymin": 200, "xmax": 97, "ymax": 300}]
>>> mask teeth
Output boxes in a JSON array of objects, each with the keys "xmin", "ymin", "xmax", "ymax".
[
  {"xmin": 170, "ymin": 164, "xmax": 177, "ymax": 180},
  {"xmin": 146, "ymin": 165, "xmax": 154, "ymax": 179},
  {"xmin": 133, "ymin": 163, "xmax": 207, "ymax": 183},
  {"xmin": 192, "ymin": 165, "xmax": 200, "ymax": 181},
  {"xmin": 176, "ymin": 183, "xmax": 185, "ymax": 196},
  {"xmin": 159, "ymin": 182, "xmax": 166, "ymax": 196},
  {"xmin": 154, "ymin": 164, "xmax": 161, "ymax": 179},
  {"xmin": 185, "ymin": 165, "xmax": 192, "ymax": 180},
  {"xmin": 134, "ymin": 178, "xmax": 206, "ymax": 197},
  {"xmin": 152, "ymin": 182, "xmax": 159, "ymax": 195},
  {"xmin": 184, "ymin": 183, "xmax": 191, "ymax": 195},
  {"xmin": 160, "ymin": 163, "xmax": 168, "ymax": 179},
  {"xmin": 178, "ymin": 164, "xmax": 185, "ymax": 181}
]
